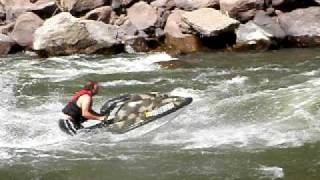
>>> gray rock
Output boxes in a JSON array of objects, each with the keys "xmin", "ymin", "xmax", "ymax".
[
  {"xmin": 164, "ymin": 9, "xmax": 202, "ymax": 54},
  {"xmin": 112, "ymin": 14, "xmax": 127, "ymax": 26},
  {"xmin": 32, "ymin": 0, "xmax": 56, "ymax": 8},
  {"xmin": 316, "ymin": 0, "xmax": 320, "ymax": 5},
  {"xmin": 164, "ymin": 9, "xmax": 189, "ymax": 38},
  {"xmin": 127, "ymin": 1, "xmax": 159, "ymax": 31},
  {"xmin": 220, "ymin": 0, "xmax": 257, "ymax": 22},
  {"xmin": 120, "ymin": 19, "xmax": 138, "ymax": 36},
  {"xmin": 151, "ymin": 0, "xmax": 173, "ymax": 9},
  {"xmin": 235, "ymin": 21, "xmax": 273, "ymax": 50},
  {"xmin": 123, "ymin": 36, "xmax": 150, "ymax": 53},
  {"xmin": 253, "ymin": 11, "xmax": 286, "ymax": 39},
  {"xmin": 2, "ymin": 0, "xmax": 58, "ymax": 22},
  {"xmin": 2, "ymin": 0, "xmax": 32, "ymax": 22},
  {"xmin": 0, "ymin": 34, "xmax": 15, "ymax": 54},
  {"xmin": 278, "ymin": 7, "xmax": 320, "ymax": 47},
  {"xmin": 111, "ymin": 0, "xmax": 138, "ymax": 9},
  {"xmin": 182, "ymin": 8, "xmax": 239, "ymax": 37},
  {"xmin": 58, "ymin": 0, "xmax": 105, "ymax": 14},
  {"xmin": 0, "ymin": 22, "xmax": 15, "ymax": 35},
  {"xmin": 83, "ymin": 6, "xmax": 113, "ymax": 24},
  {"xmin": 151, "ymin": 0, "xmax": 219, "ymax": 10},
  {"xmin": 30, "ymin": 0, "xmax": 59, "ymax": 19},
  {"xmin": 33, "ymin": 12, "xmax": 123, "ymax": 56},
  {"xmin": 174, "ymin": 0, "xmax": 219, "ymax": 10},
  {"xmin": 272, "ymin": 0, "xmax": 286, "ymax": 7},
  {"xmin": 119, "ymin": 19, "xmax": 153, "ymax": 53},
  {"xmin": 11, "ymin": 12, "xmax": 44, "ymax": 48}
]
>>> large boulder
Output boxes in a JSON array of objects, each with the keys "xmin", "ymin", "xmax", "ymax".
[
  {"xmin": 83, "ymin": 6, "xmax": 113, "ymax": 24},
  {"xmin": 220, "ymin": 0, "xmax": 259, "ymax": 22},
  {"xmin": 111, "ymin": 0, "xmax": 138, "ymax": 9},
  {"xmin": 1, "ymin": 0, "xmax": 58, "ymax": 21},
  {"xmin": 120, "ymin": 19, "xmax": 138, "ymax": 36},
  {"xmin": 151, "ymin": 0, "xmax": 219, "ymax": 10},
  {"xmin": 150, "ymin": 0, "xmax": 175, "ymax": 9},
  {"xmin": 182, "ymin": 8, "xmax": 239, "ymax": 37},
  {"xmin": 119, "ymin": 19, "xmax": 160, "ymax": 53},
  {"xmin": 164, "ymin": 9, "xmax": 190, "ymax": 39},
  {"xmin": 163, "ymin": 9, "xmax": 202, "ymax": 54},
  {"xmin": 175, "ymin": 0, "xmax": 219, "ymax": 10},
  {"xmin": 272, "ymin": 0, "xmax": 296, "ymax": 7},
  {"xmin": 122, "ymin": 2, "xmax": 163, "ymax": 53},
  {"xmin": 30, "ymin": 0, "xmax": 59, "ymax": 19},
  {"xmin": 0, "ymin": 34, "xmax": 15, "ymax": 54},
  {"xmin": 1, "ymin": 0, "xmax": 31, "ymax": 22},
  {"xmin": 234, "ymin": 21, "xmax": 273, "ymax": 51},
  {"xmin": 278, "ymin": 7, "xmax": 320, "ymax": 47},
  {"xmin": 235, "ymin": 11, "xmax": 286, "ymax": 51},
  {"xmin": 127, "ymin": 1, "xmax": 159, "ymax": 31},
  {"xmin": 253, "ymin": 11, "xmax": 286, "ymax": 39},
  {"xmin": 33, "ymin": 12, "xmax": 123, "ymax": 56},
  {"xmin": 110, "ymin": 14, "xmax": 127, "ymax": 26},
  {"xmin": 58, "ymin": 0, "xmax": 105, "ymax": 14},
  {"xmin": 11, "ymin": 12, "xmax": 44, "ymax": 48}
]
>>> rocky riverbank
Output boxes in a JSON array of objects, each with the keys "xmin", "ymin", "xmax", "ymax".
[{"xmin": 0, "ymin": 0, "xmax": 319, "ymax": 57}]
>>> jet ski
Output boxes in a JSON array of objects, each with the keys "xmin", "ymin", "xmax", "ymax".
[{"xmin": 59, "ymin": 92, "xmax": 192, "ymax": 135}]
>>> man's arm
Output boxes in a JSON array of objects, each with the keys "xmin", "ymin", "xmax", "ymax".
[{"xmin": 80, "ymin": 95, "xmax": 106, "ymax": 121}]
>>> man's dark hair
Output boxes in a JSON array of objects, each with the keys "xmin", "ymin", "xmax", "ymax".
[{"xmin": 83, "ymin": 80, "xmax": 97, "ymax": 91}]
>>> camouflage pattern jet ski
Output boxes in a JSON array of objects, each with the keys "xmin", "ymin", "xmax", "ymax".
[{"xmin": 59, "ymin": 93, "xmax": 192, "ymax": 135}]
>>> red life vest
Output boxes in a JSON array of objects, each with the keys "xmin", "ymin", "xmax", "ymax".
[
  {"xmin": 63, "ymin": 89, "xmax": 93, "ymax": 124},
  {"xmin": 71, "ymin": 89, "xmax": 93, "ymax": 102}
]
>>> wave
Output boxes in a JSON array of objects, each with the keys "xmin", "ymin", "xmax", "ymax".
[
  {"xmin": 150, "ymin": 77, "xmax": 320, "ymax": 150},
  {"xmin": 1, "ymin": 53, "xmax": 176, "ymax": 83}
]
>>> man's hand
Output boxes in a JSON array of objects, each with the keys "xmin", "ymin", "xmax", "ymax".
[
  {"xmin": 100, "ymin": 115, "xmax": 114, "ymax": 125},
  {"xmin": 98, "ymin": 116, "xmax": 107, "ymax": 121}
]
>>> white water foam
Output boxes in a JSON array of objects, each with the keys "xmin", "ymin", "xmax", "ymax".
[
  {"xmin": 258, "ymin": 166, "xmax": 284, "ymax": 179},
  {"xmin": 170, "ymin": 87, "xmax": 203, "ymax": 100},
  {"xmin": 0, "ymin": 75, "xmax": 17, "ymax": 108},
  {"xmin": 100, "ymin": 78, "xmax": 166, "ymax": 87},
  {"xmin": 0, "ymin": 53, "xmax": 179, "ymax": 154},
  {"xmin": 246, "ymin": 64, "xmax": 291, "ymax": 72},
  {"xmin": 192, "ymin": 69, "xmax": 232, "ymax": 84},
  {"xmin": 0, "ymin": 151, "xmax": 13, "ymax": 160},
  {"xmin": 151, "ymin": 77, "xmax": 320, "ymax": 150},
  {"xmin": 16, "ymin": 53, "xmax": 176, "ymax": 82},
  {"xmin": 226, "ymin": 76, "xmax": 248, "ymax": 85},
  {"xmin": 302, "ymin": 70, "xmax": 319, "ymax": 76},
  {"xmin": 0, "ymin": 99, "xmax": 68, "ymax": 149}
]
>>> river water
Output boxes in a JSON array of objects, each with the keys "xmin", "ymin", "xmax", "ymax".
[{"xmin": 0, "ymin": 49, "xmax": 320, "ymax": 179}]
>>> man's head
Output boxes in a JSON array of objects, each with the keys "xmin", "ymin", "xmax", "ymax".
[{"xmin": 83, "ymin": 80, "xmax": 99, "ymax": 95}]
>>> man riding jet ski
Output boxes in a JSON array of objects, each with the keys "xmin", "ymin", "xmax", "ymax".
[{"xmin": 59, "ymin": 81, "xmax": 192, "ymax": 135}]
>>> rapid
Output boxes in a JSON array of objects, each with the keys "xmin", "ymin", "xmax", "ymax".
[{"xmin": 0, "ymin": 48, "xmax": 320, "ymax": 179}]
